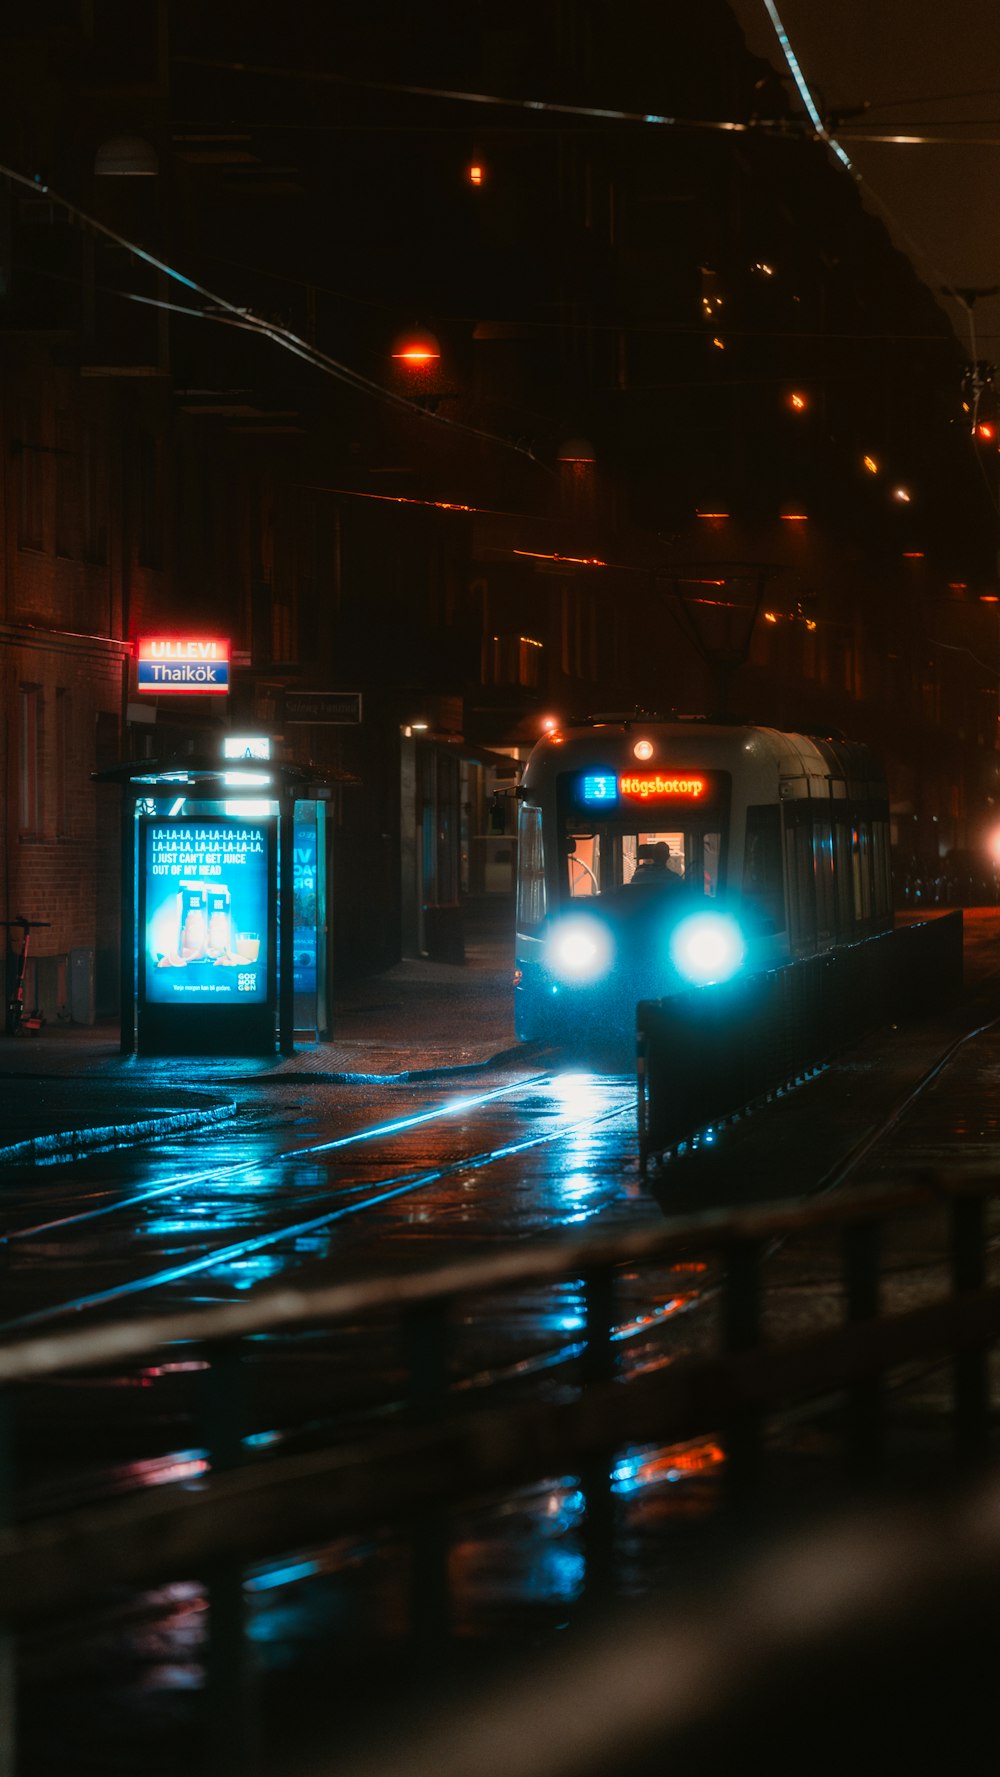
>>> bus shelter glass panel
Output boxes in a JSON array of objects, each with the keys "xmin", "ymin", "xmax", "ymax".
[{"xmin": 293, "ymin": 799, "xmax": 327, "ymax": 1038}]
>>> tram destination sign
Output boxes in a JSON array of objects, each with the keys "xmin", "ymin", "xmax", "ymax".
[
  {"xmin": 137, "ymin": 637, "xmax": 230, "ymax": 695},
  {"xmin": 283, "ymin": 690, "xmax": 362, "ymax": 725},
  {"xmin": 571, "ymin": 768, "xmax": 724, "ymax": 810}
]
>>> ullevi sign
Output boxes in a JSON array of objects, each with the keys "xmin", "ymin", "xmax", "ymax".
[{"xmin": 137, "ymin": 637, "xmax": 231, "ymax": 695}]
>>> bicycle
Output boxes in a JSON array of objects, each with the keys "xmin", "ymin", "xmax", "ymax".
[{"xmin": 2, "ymin": 916, "xmax": 50, "ymax": 1035}]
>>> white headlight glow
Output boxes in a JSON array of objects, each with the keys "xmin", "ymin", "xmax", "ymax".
[
  {"xmin": 669, "ymin": 911, "xmax": 745, "ymax": 986},
  {"xmin": 546, "ymin": 915, "xmax": 614, "ymax": 983}
]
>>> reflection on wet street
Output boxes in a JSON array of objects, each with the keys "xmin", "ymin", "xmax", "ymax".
[
  {"xmin": 15, "ymin": 911, "xmax": 1000, "ymax": 1772},
  {"xmin": 12, "ymin": 1053, "xmax": 741, "ymax": 1772}
]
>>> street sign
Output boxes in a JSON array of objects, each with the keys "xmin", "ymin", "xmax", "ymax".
[
  {"xmin": 137, "ymin": 637, "xmax": 230, "ymax": 695},
  {"xmin": 284, "ymin": 690, "xmax": 362, "ymax": 724}
]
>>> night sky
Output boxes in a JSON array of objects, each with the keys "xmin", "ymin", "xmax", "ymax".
[{"xmin": 730, "ymin": 1, "xmax": 1000, "ymax": 357}]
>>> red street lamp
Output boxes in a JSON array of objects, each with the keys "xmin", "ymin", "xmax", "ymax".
[{"xmin": 391, "ymin": 329, "xmax": 441, "ymax": 369}]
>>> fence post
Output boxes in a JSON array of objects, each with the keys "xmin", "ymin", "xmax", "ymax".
[
  {"xmin": 404, "ymin": 1301, "xmax": 452, "ymax": 1650},
  {"xmin": 636, "ymin": 1013, "xmax": 649, "ymax": 1173},
  {"xmin": 201, "ymin": 1339, "xmax": 255, "ymax": 1776},
  {"xmin": 722, "ymin": 1238, "xmax": 763, "ymax": 1507},
  {"xmin": 581, "ymin": 1268, "xmax": 617, "ymax": 1608},
  {"xmin": 952, "ymin": 1192, "xmax": 990, "ymax": 1465},
  {"xmin": 843, "ymin": 1217, "xmax": 883, "ymax": 1481}
]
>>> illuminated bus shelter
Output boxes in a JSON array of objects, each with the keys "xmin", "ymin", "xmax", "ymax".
[{"xmin": 94, "ymin": 750, "xmax": 339, "ymax": 1056}]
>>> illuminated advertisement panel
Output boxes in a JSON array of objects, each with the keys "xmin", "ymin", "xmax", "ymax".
[
  {"xmin": 140, "ymin": 818, "xmax": 272, "ymax": 1006},
  {"xmin": 137, "ymin": 637, "xmax": 230, "ymax": 694}
]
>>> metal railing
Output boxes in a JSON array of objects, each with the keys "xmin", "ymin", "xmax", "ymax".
[
  {"xmin": 315, "ymin": 1463, "xmax": 1000, "ymax": 1777},
  {"xmin": 1, "ymin": 1160, "xmax": 998, "ymax": 1771},
  {"xmin": 637, "ymin": 912, "xmax": 964, "ymax": 1167}
]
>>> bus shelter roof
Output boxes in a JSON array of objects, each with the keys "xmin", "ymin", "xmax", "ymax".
[{"xmin": 92, "ymin": 756, "xmax": 358, "ymax": 797}]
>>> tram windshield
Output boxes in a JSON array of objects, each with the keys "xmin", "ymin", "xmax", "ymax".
[{"xmin": 566, "ymin": 827, "xmax": 721, "ymax": 899}]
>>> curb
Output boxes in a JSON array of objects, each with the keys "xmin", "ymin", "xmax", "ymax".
[
  {"xmin": 0, "ymin": 1099, "xmax": 238, "ymax": 1167},
  {"xmin": 255, "ymin": 1040, "xmax": 551, "ymax": 1086}
]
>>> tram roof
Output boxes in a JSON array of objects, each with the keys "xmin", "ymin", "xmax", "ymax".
[{"xmin": 520, "ymin": 719, "xmax": 886, "ymax": 792}]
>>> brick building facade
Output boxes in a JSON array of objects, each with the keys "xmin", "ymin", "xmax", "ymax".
[{"xmin": 1, "ymin": 3, "xmax": 997, "ymax": 1023}]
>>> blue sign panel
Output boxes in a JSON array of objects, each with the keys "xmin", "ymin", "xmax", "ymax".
[
  {"xmin": 293, "ymin": 805, "xmax": 318, "ymax": 997},
  {"xmin": 580, "ymin": 773, "xmax": 618, "ymax": 804},
  {"xmin": 137, "ymin": 658, "xmax": 230, "ymax": 693},
  {"xmin": 141, "ymin": 819, "xmax": 271, "ymax": 1005}
]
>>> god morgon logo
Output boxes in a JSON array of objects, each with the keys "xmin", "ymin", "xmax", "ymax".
[
  {"xmin": 137, "ymin": 638, "xmax": 231, "ymax": 695},
  {"xmin": 619, "ymin": 773, "xmax": 707, "ymax": 799}
]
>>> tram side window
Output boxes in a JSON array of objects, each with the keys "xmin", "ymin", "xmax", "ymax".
[
  {"xmin": 516, "ymin": 804, "xmax": 547, "ymax": 926},
  {"xmin": 743, "ymin": 805, "xmax": 785, "ymax": 931},
  {"xmin": 833, "ymin": 818, "xmax": 854, "ymax": 934},
  {"xmin": 853, "ymin": 821, "xmax": 872, "ymax": 919},
  {"xmin": 567, "ymin": 832, "xmax": 603, "ymax": 897},
  {"xmin": 873, "ymin": 820, "xmax": 892, "ymax": 915},
  {"xmin": 703, "ymin": 830, "xmax": 720, "ymax": 897},
  {"xmin": 784, "ymin": 802, "xmax": 817, "ymax": 947},
  {"xmin": 812, "ymin": 813, "xmax": 835, "ymax": 940}
]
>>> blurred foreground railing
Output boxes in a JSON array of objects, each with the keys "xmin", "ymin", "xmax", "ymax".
[
  {"xmin": 316, "ymin": 1466, "xmax": 1000, "ymax": 1777},
  {"xmin": 637, "ymin": 912, "xmax": 964, "ymax": 1169},
  {"xmin": 0, "ymin": 1148, "xmax": 998, "ymax": 1772}
]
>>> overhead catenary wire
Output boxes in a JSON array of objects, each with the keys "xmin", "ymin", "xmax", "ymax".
[
  {"xmin": 760, "ymin": 0, "xmax": 852, "ymax": 168},
  {"xmin": 755, "ymin": 0, "xmax": 1000, "ymax": 520},
  {"xmin": 2, "ymin": 37, "xmax": 990, "ymax": 521},
  {"xmin": 0, "ymin": 159, "xmax": 548, "ymax": 471},
  {"xmin": 172, "ymin": 53, "xmax": 772, "ymax": 136}
]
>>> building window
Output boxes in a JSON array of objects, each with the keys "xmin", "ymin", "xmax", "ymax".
[
  {"xmin": 55, "ymin": 689, "xmax": 69, "ymax": 835},
  {"xmin": 484, "ymin": 633, "xmax": 543, "ymax": 688},
  {"xmin": 81, "ymin": 426, "xmax": 108, "ymax": 564},
  {"xmin": 272, "ymin": 596, "xmax": 297, "ymax": 664},
  {"xmin": 55, "ymin": 412, "xmax": 73, "ymax": 558},
  {"xmin": 19, "ymin": 686, "xmax": 41, "ymax": 833},
  {"xmin": 17, "ymin": 405, "xmax": 44, "ymax": 551},
  {"xmin": 138, "ymin": 431, "xmax": 163, "ymax": 568},
  {"xmin": 89, "ymin": 0, "xmax": 159, "ymax": 85}
]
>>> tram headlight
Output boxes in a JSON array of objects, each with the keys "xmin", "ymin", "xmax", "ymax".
[
  {"xmin": 669, "ymin": 910, "xmax": 745, "ymax": 986},
  {"xmin": 545, "ymin": 915, "xmax": 614, "ymax": 983}
]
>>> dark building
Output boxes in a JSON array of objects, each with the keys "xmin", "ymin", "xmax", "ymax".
[{"xmin": 0, "ymin": 2, "xmax": 995, "ymax": 1024}]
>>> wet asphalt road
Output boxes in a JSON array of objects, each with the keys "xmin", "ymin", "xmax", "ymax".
[
  {"xmin": 9, "ymin": 909, "xmax": 1000, "ymax": 1776},
  {"xmin": 3, "ymin": 912, "xmax": 998, "ymax": 1329}
]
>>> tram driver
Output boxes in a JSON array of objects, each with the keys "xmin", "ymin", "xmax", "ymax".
[{"xmin": 629, "ymin": 841, "xmax": 686, "ymax": 888}]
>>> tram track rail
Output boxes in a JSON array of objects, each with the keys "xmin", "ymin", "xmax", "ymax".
[
  {"xmin": 4, "ymin": 940, "xmax": 999, "ymax": 1495},
  {"xmin": 0, "ymin": 1070, "xmax": 638, "ymax": 1334},
  {"xmin": 1, "ymin": 980, "xmax": 1000, "ymax": 1777},
  {"xmin": 4, "ymin": 1073, "xmax": 554, "ymax": 1244},
  {"xmin": 6, "ymin": 984, "xmax": 999, "ymax": 1370},
  {"xmin": 5, "ymin": 990, "xmax": 1000, "ymax": 1495}
]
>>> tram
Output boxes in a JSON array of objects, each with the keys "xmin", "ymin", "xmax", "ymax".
[{"xmin": 513, "ymin": 715, "xmax": 893, "ymax": 1042}]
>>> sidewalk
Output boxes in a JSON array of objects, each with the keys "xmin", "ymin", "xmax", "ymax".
[{"xmin": 0, "ymin": 897, "xmax": 519, "ymax": 1166}]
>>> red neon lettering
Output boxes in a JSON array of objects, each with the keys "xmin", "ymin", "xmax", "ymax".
[
  {"xmin": 138, "ymin": 637, "xmax": 230, "ymax": 662},
  {"xmin": 619, "ymin": 774, "xmax": 706, "ymax": 799}
]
